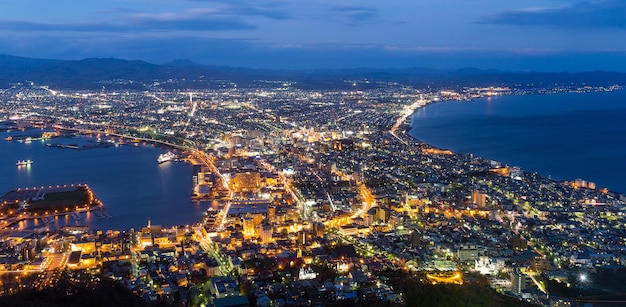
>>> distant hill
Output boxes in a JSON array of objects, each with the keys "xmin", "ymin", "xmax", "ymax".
[
  {"xmin": 1, "ymin": 54, "xmax": 626, "ymax": 89},
  {"xmin": 163, "ymin": 59, "xmax": 206, "ymax": 68}
]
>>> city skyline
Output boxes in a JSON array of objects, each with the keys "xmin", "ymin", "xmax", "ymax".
[
  {"xmin": 2, "ymin": 2, "xmax": 626, "ymax": 305},
  {"xmin": 2, "ymin": 79, "xmax": 625, "ymax": 306},
  {"xmin": 1, "ymin": 0, "xmax": 625, "ymax": 71}
]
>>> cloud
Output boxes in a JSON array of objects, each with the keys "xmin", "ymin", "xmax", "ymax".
[
  {"xmin": 0, "ymin": 1, "xmax": 293, "ymax": 33},
  {"xmin": 270, "ymin": 41, "xmax": 381, "ymax": 49},
  {"xmin": 187, "ymin": 0, "xmax": 292, "ymax": 20},
  {"xmin": 478, "ymin": 1, "xmax": 626, "ymax": 29},
  {"xmin": 327, "ymin": 5, "xmax": 380, "ymax": 25},
  {"xmin": 273, "ymin": 42, "xmax": 560, "ymax": 56},
  {"xmin": 0, "ymin": 9, "xmax": 256, "ymax": 32},
  {"xmin": 226, "ymin": 4, "xmax": 291, "ymax": 20},
  {"xmin": 126, "ymin": 8, "xmax": 257, "ymax": 31},
  {"xmin": 98, "ymin": 7, "xmax": 142, "ymax": 14}
]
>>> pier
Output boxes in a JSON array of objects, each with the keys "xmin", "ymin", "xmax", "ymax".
[
  {"xmin": 0, "ymin": 204, "xmax": 110, "ymax": 230},
  {"xmin": 0, "ymin": 184, "xmax": 110, "ymax": 230}
]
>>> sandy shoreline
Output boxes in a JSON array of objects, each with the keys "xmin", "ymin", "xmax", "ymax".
[{"xmin": 397, "ymin": 90, "xmax": 626, "ymax": 194}]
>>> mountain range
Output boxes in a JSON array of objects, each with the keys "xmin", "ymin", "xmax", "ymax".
[{"xmin": 1, "ymin": 54, "xmax": 625, "ymax": 90}]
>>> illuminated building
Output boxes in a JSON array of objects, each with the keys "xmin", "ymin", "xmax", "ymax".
[
  {"xmin": 72, "ymin": 241, "xmax": 96, "ymax": 253},
  {"xmin": 67, "ymin": 251, "xmax": 82, "ymax": 269},
  {"xmin": 243, "ymin": 216, "xmax": 255, "ymax": 240},
  {"xmin": 312, "ymin": 222, "xmax": 325, "ymax": 237},
  {"xmin": 425, "ymin": 271, "xmax": 463, "ymax": 285},
  {"xmin": 490, "ymin": 167, "xmax": 510, "ymax": 177},
  {"xmin": 332, "ymin": 139, "xmax": 355, "ymax": 151},
  {"xmin": 422, "ymin": 148, "xmax": 453, "ymax": 155},
  {"xmin": 375, "ymin": 207, "xmax": 388, "ymax": 223},
  {"xmin": 264, "ymin": 174, "xmax": 278, "ymax": 186},
  {"xmin": 472, "ymin": 190, "xmax": 487, "ymax": 207},
  {"xmin": 339, "ymin": 225, "xmax": 358, "ymax": 236},
  {"xmin": 550, "ymin": 298, "xmax": 572, "ymax": 307},
  {"xmin": 474, "ymin": 257, "xmax": 505, "ymax": 275},
  {"xmin": 232, "ymin": 172, "xmax": 261, "ymax": 193},
  {"xmin": 267, "ymin": 205, "xmax": 276, "ymax": 223},
  {"xmin": 574, "ymin": 178, "xmax": 596, "ymax": 189},
  {"xmin": 297, "ymin": 230, "xmax": 306, "ymax": 246},
  {"xmin": 509, "ymin": 167, "xmax": 523, "ymax": 180},
  {"xmin": 298, "ymin": 267, "xmax": 318, "ymax": 280},
  {"xmin": 191, "ymin": 164, "xmax": 203, "ymax": 185},
  {"xmin": 285, "ymin": 207, "xmax": 299, "ymax": 221},
  {"xmin": 259, "ymin": 224, "xmax": 272, "ymax": 244},
  {"xmin": 209, "ymin": 276, "xmax": 240, "ymax": 298},
  {"xmin": 510, "ymin": 269, "xmax": 526, "ymax": 294},
  {"xmin": 457, "ymin": 244, "xmax": 479, "ymax": 264}
]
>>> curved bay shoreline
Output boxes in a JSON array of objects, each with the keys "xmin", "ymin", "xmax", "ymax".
[{"xmin": 404, "ymin": 89, "xmax": 626, "ymax": 195}]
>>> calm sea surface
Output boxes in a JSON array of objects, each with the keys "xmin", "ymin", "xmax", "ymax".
[
  {"xmin": 0, "ymin": 133, "xmax": 209, "ymax": 231},
  {"xmin": 410, "ymin": 90, "xmax": 626, "ymax": 193}
]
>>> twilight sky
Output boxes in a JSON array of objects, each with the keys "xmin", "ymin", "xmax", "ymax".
[{"xmin": 1, "ymin": 0, "xmax": 625, "ymax": 71}]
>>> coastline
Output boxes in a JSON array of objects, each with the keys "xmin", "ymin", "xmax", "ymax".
[
  {"xmin": 0, "ymin": 130, "xmax": 201, "ymax": 231},
  {"xmin": 399, "ymin": 89, "xmax": 626, "ymax": 195}
]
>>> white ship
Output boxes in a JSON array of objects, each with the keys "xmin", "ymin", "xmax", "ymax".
[
  {"xmin": 16, "ymin": 159, "xmax": 33, "ymax": 166},
  {"xmin": 157, "ymin": 151, "xmax": 177, "ymax": 164}
]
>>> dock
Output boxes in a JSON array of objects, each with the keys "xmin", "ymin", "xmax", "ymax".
[{"xmin": 0, "ymin": 184, "xmax": 111, "ymax": 230}]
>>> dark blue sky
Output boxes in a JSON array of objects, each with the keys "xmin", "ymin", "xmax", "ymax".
[{"xmin": 1, "ymin": 0, "xmax": 625, "ymax": 71}]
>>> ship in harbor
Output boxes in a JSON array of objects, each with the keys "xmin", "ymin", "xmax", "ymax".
[
  {"xmin": 157, "ymin": 151, "xmax": 177, "ymax": 164},
  {"xmin": 16, "ymin": 159, "xmax": 33, "ymax": 166}
]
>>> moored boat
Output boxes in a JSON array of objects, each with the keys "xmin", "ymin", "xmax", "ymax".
[
  {"xmin": 16, "ymin": 159, "xmax": 33, "ymax": 166},
  {"xmin": 157, "ymin": 151, "xmax": 177, "ymax": 163}
]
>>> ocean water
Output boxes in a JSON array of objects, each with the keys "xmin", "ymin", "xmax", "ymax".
[
  {"xmin": 409, "ymin": 90, "xmax": 626, "ymax": 193},
  {"xmin": 0, "ymin": 132, "xmax": 209, "ymax": 231}
]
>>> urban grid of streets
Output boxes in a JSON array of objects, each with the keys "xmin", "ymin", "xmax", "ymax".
[{"xmin": 0, "ymin": 80, "xmax": 625, "ymax": 306}]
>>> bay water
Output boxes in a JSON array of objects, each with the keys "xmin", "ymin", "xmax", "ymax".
[
  {"xmin": 0, "ymin": 132, "xmax": 208, "ymax": 231},
  {"xmin": 410, "ymin": 90, "xmax": 626, "ymax": 193}
]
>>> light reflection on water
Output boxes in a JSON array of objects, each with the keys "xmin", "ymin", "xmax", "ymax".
[
  {"xmin": 410, "ymin": 90, "xmax": 626, "ymax": 193},
  {"xmin": 1, "ymin": 131, "xmax": 210, "ymax": 231}
]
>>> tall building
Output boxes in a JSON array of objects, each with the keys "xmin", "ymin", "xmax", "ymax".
[
  {"xmin": 510, "ymin": 268, "xmax": 526, "ymax": 294},
  {"xmin": 376, "ymin": 207, "xmax": 388, "ymax": 223},
  {"xmin": 472, "ymin": 190, "xmax": 487, "ymax": 207},
  {"xmin": 297, "ymin": 230, "xmax": 306, "ymax": 246},
  {"xmin": 259, "ymin": 224, "xmax": 272, "ymax": 244},
  {"xmin": 312, "ymin": 222, "xmax": 325, "ymax": 237},
  {"xmin": 267, "ymin": 205, "xmax": 276, "ymax": 223},
  {"xmin": 192, "ymin": 164, "xmax": 203, "ymax": 185},
  {"xmin": 243, "ymin": 216, "xmax": 255, "ymax": 240}
]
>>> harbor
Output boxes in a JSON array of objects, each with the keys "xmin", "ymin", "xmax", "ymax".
[
  {"xmin": 0, "ymin": 184, "xmax": 111, "ymax": 231},
  {"xmin": 1, "ymin": 130, "xmax": 202, "ymax": 231}
]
